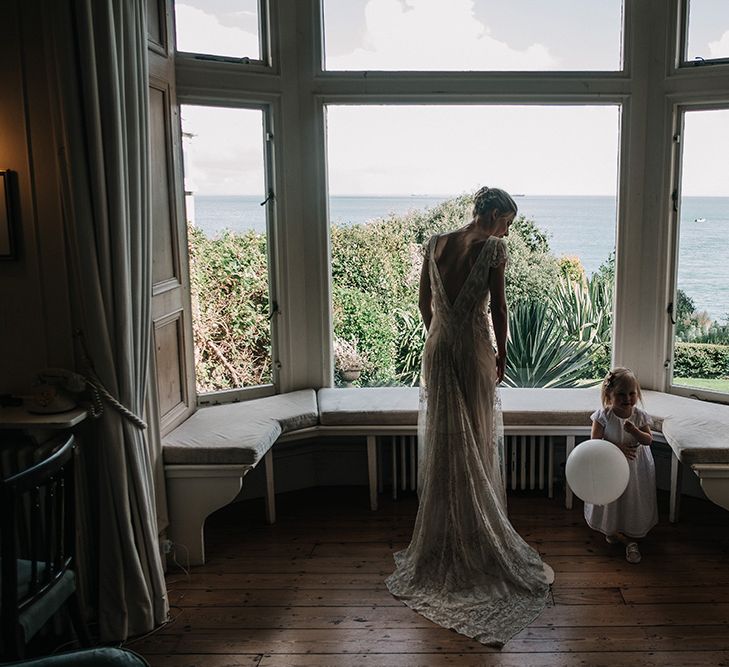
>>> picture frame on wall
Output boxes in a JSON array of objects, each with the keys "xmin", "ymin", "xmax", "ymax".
[{"xmin": 0, "ymin": 170, "xmax": 16, "ymax": 260}]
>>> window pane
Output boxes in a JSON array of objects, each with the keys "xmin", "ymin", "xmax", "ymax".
[
  {"xmin": 180, "ymin": 105, "xmax": 272, "ymax": 393},
  {"xmin": 327, "ymin": 105, "xmax": 619, "ymax": 388},
  {"xmin": 175, "ymin": 0, "xmax": 260, "ymax": 60},
  {"xmin": 685, "ymin": 0, "xmax": 729, "ymax": 63},
  {"xmin": 322, "ymin": 0, "xmax": 623, "ymax": 71},
  {"xmin": 673, "ymin": 109, "xmax": 729, "ymax": 395}
]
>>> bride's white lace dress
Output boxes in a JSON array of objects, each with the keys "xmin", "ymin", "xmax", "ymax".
[{"xmin": 385, "ymin": 234, "xmax": 551, "ymax": 647}]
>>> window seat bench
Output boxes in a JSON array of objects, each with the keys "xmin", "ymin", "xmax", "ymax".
[{"xmin": 162, "ymin": 386, "xmax": 729, "ymax": 566}]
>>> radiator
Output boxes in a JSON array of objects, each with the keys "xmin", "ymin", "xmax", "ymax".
[{"xmin": 377, "ymin": 434, "xmax": 561, "ymax": 500}]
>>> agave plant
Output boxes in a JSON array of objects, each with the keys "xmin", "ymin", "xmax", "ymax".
[
  {"xmin": 394, "ymin": 307, "xmax": 426, "ymax": 386},
  {"xmin": 550, "ymin": 273, "xmax": 613, "ymax": 345},
  {"xmin": 503, "ymin": 299, "xmax": 594, "ymax": 388}
]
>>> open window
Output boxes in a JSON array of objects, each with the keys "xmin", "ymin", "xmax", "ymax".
[
  {"xmin": 174, "ymin": 0, "xmax": 267, "ymax": 64},
  {"xmin": 680, "ymin": 0, "xmax": 729, "ymax": 67},
  {"xmin": 179, "ymin": 104, "xmax": 278, "ymax": 401},
  {"xmin": 670, "ymin": 106, "xmax": 729, "ymax": 399}
]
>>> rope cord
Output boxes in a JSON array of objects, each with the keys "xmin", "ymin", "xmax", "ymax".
[{"xmin": 74, "ymin": 330, "xmax": 147, "ymax": 430}]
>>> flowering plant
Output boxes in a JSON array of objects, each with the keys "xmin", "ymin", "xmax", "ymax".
[{"xmin": 333, "ymin": 337, "xmax": 367, "ymax": 371}]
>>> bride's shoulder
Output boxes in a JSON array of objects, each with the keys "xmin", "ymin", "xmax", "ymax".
[{"xmin": 485, "ymin": 236, "xmax": 509, "ymax": 266}]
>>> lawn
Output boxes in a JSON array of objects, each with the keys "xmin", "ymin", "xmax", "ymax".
[{"xmin": 673, "ymin": 377, "xmax": 729, "ymax": 393}]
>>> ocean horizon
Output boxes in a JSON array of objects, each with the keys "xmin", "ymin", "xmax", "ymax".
[{"xmin": 189, "ymin": 194, "xmax": 729, "ymax": 322}]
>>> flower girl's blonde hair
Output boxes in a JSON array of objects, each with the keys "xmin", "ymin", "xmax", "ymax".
[{"xmin": 601, "ymin": 367, "xmax": 642, "ymax": 408}]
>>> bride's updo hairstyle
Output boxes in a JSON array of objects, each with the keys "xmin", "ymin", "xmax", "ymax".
[{"xmin": 473, "ymin": 186, "xmax": 517, "ymax": 218}]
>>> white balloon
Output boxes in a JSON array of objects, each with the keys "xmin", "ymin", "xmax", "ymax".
[{"xmin": 565, "ymin": 439, "xmax": 630, "ymax": 506}]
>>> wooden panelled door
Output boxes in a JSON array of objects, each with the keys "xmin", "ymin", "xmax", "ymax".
[{"xmin": 147, "ymin": 0, "xmax": 196, "ymax": 435}]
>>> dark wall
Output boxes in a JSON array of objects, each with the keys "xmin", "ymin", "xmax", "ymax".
[{"xmin": 0, "ymin": 0, "xmax": 73, "ymax": 394}]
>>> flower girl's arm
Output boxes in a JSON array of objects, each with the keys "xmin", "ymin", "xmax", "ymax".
[
  {"xmin": 624, "ymin": 421, "xmax": 653, "ymax": 446},
  {"xmin": 591, "ymin": 421, "xmax": 605, "ymax": 440}
]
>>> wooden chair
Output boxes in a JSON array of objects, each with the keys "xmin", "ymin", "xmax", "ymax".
[{"xmin": 1, "ymin": 434, "xmax": 91, "ymax": 660}]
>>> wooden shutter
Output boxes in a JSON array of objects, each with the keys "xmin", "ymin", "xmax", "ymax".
[{"xmin": 147, "ymin": 0, "xmax": 195, "ymax": 434}]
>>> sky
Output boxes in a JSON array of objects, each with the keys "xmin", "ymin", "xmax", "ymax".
[{"xmin": 176, "ymin": 0, "xmax": 729, "ymax": 197}]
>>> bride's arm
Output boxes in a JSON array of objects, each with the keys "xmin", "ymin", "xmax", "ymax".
[
  {"xmin": 489, "ymin": 262, "xmax": 508, "ymax": 382},
  {"xmin": 418, "ymin": 254, "xmax": 433, "ymax": 331}
]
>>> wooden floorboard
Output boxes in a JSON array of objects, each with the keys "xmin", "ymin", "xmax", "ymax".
[{"xmin": 130, "ymin": 486, "xmax": 729, "ymax": 666}]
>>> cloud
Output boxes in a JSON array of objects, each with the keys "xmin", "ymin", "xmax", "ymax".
[
  {"xmin": 175, "ymin": 4, "xmax": 258, "ymax": 58},
  {"xmin": 708, "ymin": 30, "xmax": 729, "ymax": 59},
  {"xmin": 326, "ymin": 0, "xmax": 558, "ymax": 71},
  {"xmin": 326, "ymin": 105, "xmax": 620, "ymax": 196},
  {"xmin": 181, "ymin": 106, "xmax": 264, "ymax": 195}
]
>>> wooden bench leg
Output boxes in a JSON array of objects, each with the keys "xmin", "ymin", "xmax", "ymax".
[
  {"xmin": 565, "ymin": 436, "xmax": 575, "ymax": 510},
  {"xmin": 367, "ymin": 435, "xmax": 378, "ymax": 511},
  {"xmin": 391, "ymin": 437, "xmax": 398, "ymax": 501},
  {"xmin": 409, "ymin": 436, "xmax": 417, "ymax": 491},
  {"xmin": 400, "ymin": 436, "xmax": 407, "ymax": 490},
  {"xmin": 529, "ymin": 436, "xmax": 536, "ymax": 490},
  {"xmin": 264, "ymin": 449, "xmax": 276, "ymax": 524},
  {"xmin": 377, "ymin": 439, "xmax": 384, "ymax": 494},
  {"xmin": 520, "ymin": 435, "xmax": 527, "ymax": 490},
  {"xmin": 548, "ymin": 438, "xmax": 554, "ymax": 499},
  {"xmin": 538, "ymin": 435, "xmax": 545, "ymax": 491},
  {"xmin": 670, "ymin": 452, "xmax": 682, "ymax": 524}
]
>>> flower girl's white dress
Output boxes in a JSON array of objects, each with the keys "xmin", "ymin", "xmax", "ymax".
[{"xmin": 584, "ymin": 407, "xmax": 658, "ymax": 538}]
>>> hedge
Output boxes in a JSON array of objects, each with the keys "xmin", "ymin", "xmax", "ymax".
[{"xmin": 673, "ymin": 342, "xmax": 729, "ymax": 379}]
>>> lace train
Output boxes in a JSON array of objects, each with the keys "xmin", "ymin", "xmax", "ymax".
[{"xmin": 386, "ymin": 234, "xmax": 551, "ymax": 647}]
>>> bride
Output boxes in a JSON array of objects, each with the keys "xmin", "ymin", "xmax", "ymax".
[{"xmin": 385, "ymin": 186, "xmax": 553, "ymax": 647}]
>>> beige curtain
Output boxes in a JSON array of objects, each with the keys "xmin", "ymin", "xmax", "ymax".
[{"xmin": 45, "ymin": 0, "xmax": 168, "ymax": 641}]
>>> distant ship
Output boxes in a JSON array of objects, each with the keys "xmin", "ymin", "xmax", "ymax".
[
  {"xmin": 694, "ymin": 217, "xmax": 706, "ymax": 223},
  {"xmin": 513, "ymin": 193, "xmax": 525, "ymax": 197}
]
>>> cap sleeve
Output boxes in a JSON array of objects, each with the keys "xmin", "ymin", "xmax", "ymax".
[
  {"xmin": 488, "ymin": 237, "xmax": 509, "ymax": 268},
  {"xmin": 421, "ymin": 234, "xmax": 438, "ymax": 260},
  {"xmin": 634, "ymin": 407, "xmax": 652, "ymax": 429},
  {"xmin": 590, "ymin": 408, "xmax": 607, "ymax": 427}
]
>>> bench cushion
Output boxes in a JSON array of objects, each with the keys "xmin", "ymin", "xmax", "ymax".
[
  {"xmin": 500, "ymin": 387, "xmax": 601, "ymax": 427},
  {"xmin": 643, "ymin": 390, "xmax": 729, "ymax": 465},
  {"xmin": 162, "ymin": 386, "xmax": 729, "ymax": 468},
  {"xmin": 318, "ymin": 386, "xmax": 604, "ymax": 428},
  {"xmin": 162, "ymin": 390, "xmax": 318, "ymax": 465},
  {"xmin": 318, "ymin": 387, "xmax": 419, "ymax": 426}
]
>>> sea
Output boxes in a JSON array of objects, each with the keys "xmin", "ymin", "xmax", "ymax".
[{"xmin": 190, "ymin": 194, "xmax": 729, "ymax": 322}]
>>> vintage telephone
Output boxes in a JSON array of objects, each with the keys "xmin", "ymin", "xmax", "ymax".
[
  {"xmin": 28, "ymin": 369, "xmax": 89, "ymax": 414},
  {"xmin": 28, "ymin": 367, "xmax": 146, "ymax": 429}
]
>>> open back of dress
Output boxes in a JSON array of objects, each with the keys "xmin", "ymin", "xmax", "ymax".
[{"xmin": 385, "ymin": 234, "xmax": 550, "ymax": 647}]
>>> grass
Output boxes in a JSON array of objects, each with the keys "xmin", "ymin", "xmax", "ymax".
[{"xmin": 673, "ymin": 377, "xmax": 729, "ymax": 393}]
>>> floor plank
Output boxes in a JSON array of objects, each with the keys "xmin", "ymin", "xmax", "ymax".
[{"xmin": 132, "ymin": 486, "xmax": 729, "ymax": 666}]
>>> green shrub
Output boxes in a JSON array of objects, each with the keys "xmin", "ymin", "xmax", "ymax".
[
  {"xmin": 393, "ymin": 307, "xmax": 426, "ymax": 387},
  {"xmin": 188, "ymin": 225, "xmax": 272, "ymax": 392},
  {"xmin": 189, "ymin": 192, "xmax": 615, "ymax": 390},
  {"xmin": 332, "ymin": 285, "xmax": 399, "ymax": 386},
  {"xmin": 673, "ymin": 342, "xmax": 729, "ymax": 379},
  {"xmin": 504, "ymin": 218, "xmax": 561, "ymax": 306}
]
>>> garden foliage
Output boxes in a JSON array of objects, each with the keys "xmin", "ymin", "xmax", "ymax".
[{"xmin": 188, "ymin": 194, "xmax": 727, "ymax": 392}]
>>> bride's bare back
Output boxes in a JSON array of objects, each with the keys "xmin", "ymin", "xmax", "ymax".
[{"xmin": 432, "ymin": 230, "xmax": 490, "ymax": 306}]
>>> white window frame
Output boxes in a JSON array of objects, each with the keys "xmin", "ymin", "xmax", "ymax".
[
  {"xmin": 168, "ymin": 0, "xmax": 729, "ymax": 407},
  {"xmin": 174, "ymin": 0, "xmax": 276, "ymax": 75},
  {"xmin": 665, "ymin": 101, "xmax": 729, "ymax": 403},
  {"xmin": 676, "ymin": 0, "xmax": 729, "ymax": 70},
  {"xmin": 175, "ymin": 98, "xmax": 282, "ymax": 405},
  {"xmin": 319, "ymin": 0, "xmax": 627, "ymax": 74}
]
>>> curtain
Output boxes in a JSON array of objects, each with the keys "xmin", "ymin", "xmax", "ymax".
[{"xmin": 45, "ymin": 0, "xmax": 168, "ymax": 641}]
